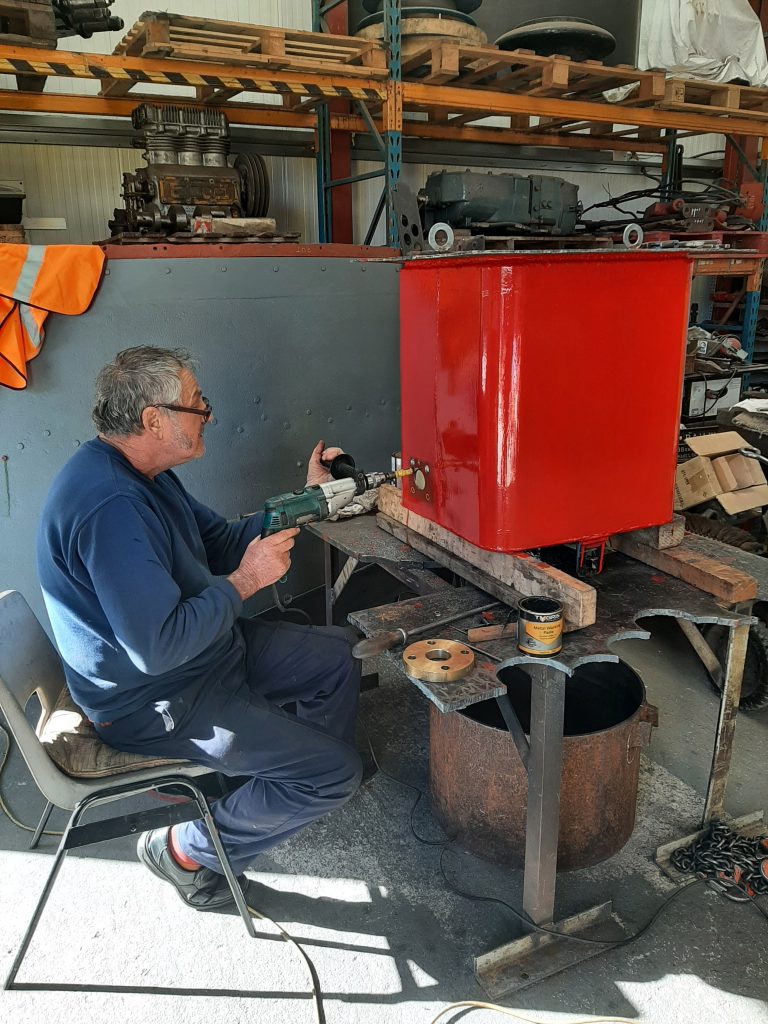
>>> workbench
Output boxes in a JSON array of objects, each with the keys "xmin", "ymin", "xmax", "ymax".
[{"xmin": 308, "ymin": 514, "xmax": 755, "ymax": 994}]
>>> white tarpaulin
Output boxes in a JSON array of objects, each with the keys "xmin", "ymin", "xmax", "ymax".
[{"xmin": 639, "ymin": 0, "xmax": 768, "ymax": 86}]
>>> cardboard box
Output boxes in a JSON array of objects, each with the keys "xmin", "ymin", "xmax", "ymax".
[{"xmin": 674, "ymin": 431, "xmax": 768, "ymax": 513}]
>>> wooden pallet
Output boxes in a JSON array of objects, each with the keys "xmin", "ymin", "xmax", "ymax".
[
  {"xmin": 108, "ymin": 11, "xmax": 386, "ymax": 102},
  {"xmin": 399, "ymin": 43, "xmax": 768, "ymax": 140},
  {"xmin": 661, "ymin": 77, "xmax": 768, "ymax": 119},
  {"xmin": 402, "ymin": 43, "xmax": 664, "ymax": 101}
]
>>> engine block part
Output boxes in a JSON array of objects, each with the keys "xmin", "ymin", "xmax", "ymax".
[{"xmin": 109, "ymin": 104, "xmax": 269, "ymax": 236}]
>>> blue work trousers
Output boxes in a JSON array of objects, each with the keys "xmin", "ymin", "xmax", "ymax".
[{"xmin": 96, "ymin": 618, "xmax": 363, "ymax": 874}]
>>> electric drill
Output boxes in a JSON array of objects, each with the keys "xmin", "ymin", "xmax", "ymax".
[{"xmin": 260, "ymin": 454, "xmax": 408, "ymax": 537}]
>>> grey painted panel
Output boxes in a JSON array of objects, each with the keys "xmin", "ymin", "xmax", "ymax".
[{"xmin": 0, "ymin": 256, "xmax": 401, "ymax": 626}]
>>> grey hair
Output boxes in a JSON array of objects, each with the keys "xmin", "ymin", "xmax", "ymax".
[{"xmin": 92, "ymin": 346, "xmax": 197, "ymax": 437}]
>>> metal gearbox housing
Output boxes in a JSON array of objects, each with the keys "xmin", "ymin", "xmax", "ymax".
[{"xmin": 421, "ymin": 169, "xmax": 581, "ymax": 235}]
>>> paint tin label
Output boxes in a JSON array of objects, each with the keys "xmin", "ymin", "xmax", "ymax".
[
  {"xmin": 518, "ymin": 620, "xmax": 563, "ymax": 655},
  {"xmin": 517, "ymin": 597, "xmax": 563, "ymax": 656}
]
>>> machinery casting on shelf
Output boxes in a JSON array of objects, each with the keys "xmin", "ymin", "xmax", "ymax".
[{"xmin": 109, "ymin": 103, "xmax": 270, "ymax": 238}]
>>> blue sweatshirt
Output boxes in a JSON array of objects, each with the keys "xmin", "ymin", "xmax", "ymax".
[{"xmin": 36, "ymin": 438, "xmax": 263, "ymax": 723}]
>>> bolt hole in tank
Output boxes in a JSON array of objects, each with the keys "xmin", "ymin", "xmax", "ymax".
[{"xmin": 429, "ymin": 660, "xmax": 657, "ymax": 869}]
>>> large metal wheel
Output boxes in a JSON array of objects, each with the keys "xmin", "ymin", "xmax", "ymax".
[
  {"xmin": 702, "ymin": 622, "xmax": 768, "ymax": 712},
  {"xmin": 496, "ymin": 17, "xmax": 616, "ymax": 61},
  {"xmin": 234, "ymin": 153, "xmax": 270, "ymax": 218}
]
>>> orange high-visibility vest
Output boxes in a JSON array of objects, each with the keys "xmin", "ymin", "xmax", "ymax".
[{"xmin": 0, "ymin": 244, "xmax": 105, "ymax": 390}]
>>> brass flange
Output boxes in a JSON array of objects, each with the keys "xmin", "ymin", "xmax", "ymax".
[{"xmin": 403, "ymin": 638, "xmax": 475, "ymax": 682}]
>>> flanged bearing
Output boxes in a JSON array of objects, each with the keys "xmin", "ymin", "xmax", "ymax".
[{"xmin": 403, "ymin": 638, "xmax": 475, "ymax": 682}]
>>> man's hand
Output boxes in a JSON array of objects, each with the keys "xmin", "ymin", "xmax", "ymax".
[
  {"xmin": 306, "ymin": 440, "xmax": 344, "ymax": 486},
  {"xmin": 228, "ymin": 528, "xmax": 300, "ymax": 600}
]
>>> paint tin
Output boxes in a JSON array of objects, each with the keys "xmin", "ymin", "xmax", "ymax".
[{"xmin": 517, "ymin": 596, "xmax": 563, "ymax": 656}]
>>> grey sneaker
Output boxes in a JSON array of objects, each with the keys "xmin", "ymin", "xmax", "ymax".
[{"xmin": 137, "ymin": 827, "xmax": 247, "ymax": 912}]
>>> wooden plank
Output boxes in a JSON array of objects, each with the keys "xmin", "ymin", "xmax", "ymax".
[
  {"xmin": 195, "ymin": 84, "xmax": 242, "ymax": 102},
  {"xmin": 377, "ymin": 513, "xmax": 587, "ymax": 633},
  {"xmin": 377, "ymin": 485, "xmax": 596, "ymax": 629},
  {"xmin": 136, "ymin": 42, "xmax": 386, "ymax": 77},
  {"xmin": 610, "ymin": 535, "xmax": 757, "ymax": 604},
  {"xmin": 613, "ymin": 515, "xmax": 686, "ymax": 551},
  {"xmin": 140, "ymin": 15, "xmax": 173, "ymax": 58},
  {"xmin": 424, "ymin": 42, "xmax": 460, "ymax": 86},
  {"xmin": 98, "ymin": 77, "xmax": 137, "ymax": 98}
]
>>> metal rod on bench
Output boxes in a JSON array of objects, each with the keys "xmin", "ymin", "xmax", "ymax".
[{"xmin": 496, "ymin": 693, "xmax": 530, "ymax": 770}]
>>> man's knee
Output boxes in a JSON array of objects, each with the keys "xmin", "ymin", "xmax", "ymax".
[{"xmin": 316, "ymin": 627, "xmax": 361, "ymax": 686}]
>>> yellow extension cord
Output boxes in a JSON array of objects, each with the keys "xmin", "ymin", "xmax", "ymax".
[{"xmin": 429, "ymin": 1005, "xmax": 637, "ymax": 1024}]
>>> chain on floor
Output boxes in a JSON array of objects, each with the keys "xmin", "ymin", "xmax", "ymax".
[{"xmin": 672, "ymin": 820, "xmax": 768, "ymax": 899}]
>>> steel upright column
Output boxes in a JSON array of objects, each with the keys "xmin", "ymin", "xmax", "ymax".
[
  {"xmin": 312, "ymin": 0, "xmax": 333, "ymax": 241},
  {"xmin": 383, "ymin": 0, "xmax": 403, "ymax": 246},
  {"xmin": 741, "ymin": 140, "xmax": 768, "ymax": 365},
  {"xmin": 522, "ymin": 663, "xmax": 567, "ymax": 925}
]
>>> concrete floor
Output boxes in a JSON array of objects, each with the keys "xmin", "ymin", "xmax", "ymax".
[{"xmin": 0, "ymin": 597, "xmax": 767, "ymax": 1024}]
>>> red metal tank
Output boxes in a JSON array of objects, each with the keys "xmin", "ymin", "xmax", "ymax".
[{"xmin": 399, "ymin": 251, "xmax": 691, "ymax": 551}]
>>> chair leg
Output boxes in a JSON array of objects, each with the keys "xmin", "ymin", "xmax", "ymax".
[
  {"xmin": 5, "ymin": 802, "xmax": 82, "ymax": 989},
  {"xmin": 29, "ymin": 801, "xmax": 54, "ymax": 850},
  {"xmin": 181, "ymin": 780, "xmax": 257, "ymax": 939}
]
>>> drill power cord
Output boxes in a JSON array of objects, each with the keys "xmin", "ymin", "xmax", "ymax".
[{"xmin": 0, "ymin": 721, "xmax": 325, "ymax": 1023}]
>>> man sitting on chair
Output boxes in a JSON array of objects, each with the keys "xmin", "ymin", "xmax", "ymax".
[{"xmin": 37, "ymin": 346, "xmax": 363, "ymax": 911}]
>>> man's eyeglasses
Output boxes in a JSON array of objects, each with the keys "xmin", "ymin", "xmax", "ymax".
[{"xmin": 155, "ymin": 397, "xmax": 213, "ymax": 424}]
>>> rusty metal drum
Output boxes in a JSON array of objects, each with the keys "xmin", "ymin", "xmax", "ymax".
[{"xmin": 429, "ymin": 660, "xmax": 658, "ymax": 871}]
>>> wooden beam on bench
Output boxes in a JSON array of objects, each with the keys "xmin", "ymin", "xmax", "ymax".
[{"xmin": 377, "ymin": 485, "xmax": 596, "ymax": 629}]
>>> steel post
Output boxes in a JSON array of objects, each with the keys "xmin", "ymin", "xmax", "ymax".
[
  {"xmin": 740, "ymin": 151, "xmax": 768, "ymax": 375},
  {"xmin": 704, "ymin": 621, "xmax": 749, "ymax": 823},
  {"xmin": 522, "ymin": 663, "xmax": 567, "ymax": 926},
  {"xmin": 384, "ymin": 0, "xmax": 402, "ymax": 247}
]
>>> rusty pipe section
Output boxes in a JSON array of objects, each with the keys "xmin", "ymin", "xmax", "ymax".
[{"xmin": 429, "ymin": 660, "xmax": 658, "ymax": 871}]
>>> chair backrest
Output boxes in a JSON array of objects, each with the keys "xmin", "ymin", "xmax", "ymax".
[{"xmin": 0, "ymin": 590, "xmax": 65, "ymax": 724}]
